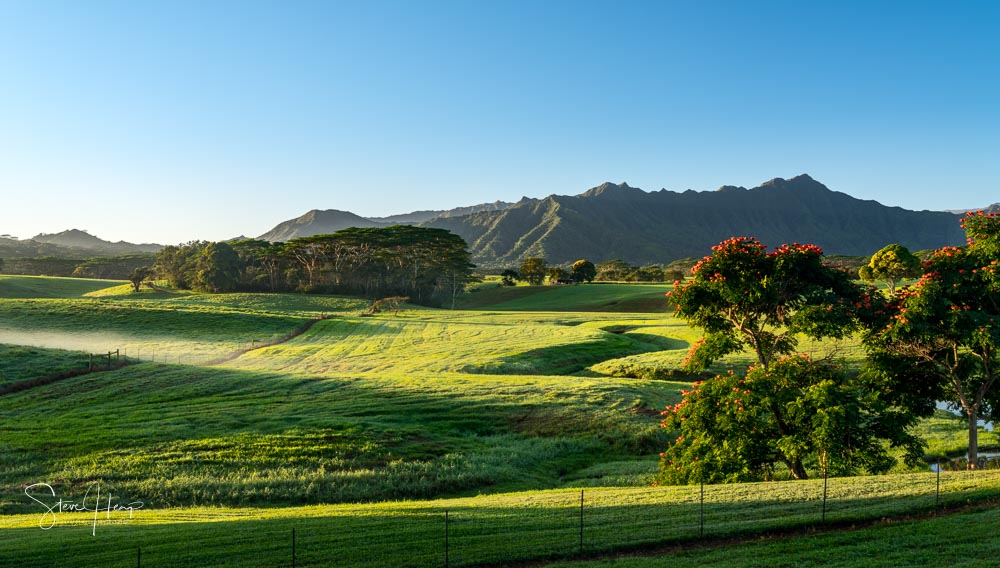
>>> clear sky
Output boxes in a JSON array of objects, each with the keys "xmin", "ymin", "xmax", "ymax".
[{"xmin": 1, "ymin": 0, "xmax": 998, "ymax": 244}]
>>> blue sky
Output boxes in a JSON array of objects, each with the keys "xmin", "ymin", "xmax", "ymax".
[{"xmin": 1, "ymin": 0, "xmax": 998, "ymax": 244}]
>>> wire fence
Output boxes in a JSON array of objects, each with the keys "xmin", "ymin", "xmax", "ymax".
[{"xmin": 15, "ymin": 468, "xmax": 1000, "ymax": 567}]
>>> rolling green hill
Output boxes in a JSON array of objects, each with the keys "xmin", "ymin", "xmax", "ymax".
[{"xmin": 0, "ymin": 275, "xmax": 126, "ymax": 298}]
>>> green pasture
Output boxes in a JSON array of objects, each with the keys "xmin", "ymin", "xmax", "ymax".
[
  {"xmin": 0, "ymin": 344, "xmax": 93, "ymax": 388},
  {"xmin": 457, "ymin": 283, "xmax": 674, "ymax": 312},
  {"xmin": 1, "ymin": 276, "xmax": 996, "ymax": 565},
  {"xmin": 0, "ymin": 275, "xmax": 126, "ymax": 299},
  {"xmin": 556, "ymin": 500, "xmax": 1000, "ymax": 567},
  {"xmin": 2, "ymin": 470, "xmax": 998, "ymax": 567}
]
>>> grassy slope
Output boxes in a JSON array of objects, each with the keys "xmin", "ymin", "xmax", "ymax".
[
  {"xmin": 0, "ymin": 296, "xmax": 347, "ymax": 363},
  {"xmin": 0, "ymin": 275, "xmax": 126, "ymax": 298},
  {"xmin": 0, "ymin": 344, "xmax": 92, "ymax": 388}
]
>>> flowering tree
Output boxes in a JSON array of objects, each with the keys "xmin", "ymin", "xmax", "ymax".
[
  {"xmin": 668, "ymin": 237, "xmax": 866, "ymax": 371},
  {"xmin": 657, "ymin": 355, "xmax": 924, "ymax": 483},
  {"xmin": 867, "ymin": 212, "xmax": 1000, "ymax": 466}
]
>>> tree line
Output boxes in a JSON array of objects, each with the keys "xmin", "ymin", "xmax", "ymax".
[
  {"xmin": 499, "ymin": 258, "xmax": 693, "ymax": 286},
  {"xmin": 151, "ymin": 226, "xmax": 475, "ymax": 307},
  {"xmin": 658, "ymin": 211, "xmax": 1000, "ymax": 484}
]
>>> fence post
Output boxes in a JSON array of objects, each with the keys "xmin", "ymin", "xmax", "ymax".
[
  {"xmin": 445, "ymin": 510, "xmax": 450, "ymax": 568},
  {"xmin": 107, "ymin": 352, "xmax": 112, "ymax": 369},
  {"xmin": 89, "ymin": 354, "xmax": 93, "ymax": 370},
  {"xmin": 579, "ymin": 489, "xmax": 584, "ymax": 554},
  {"xmin": 116, "ymin": 349, "xmax": 120, "ymax": 362},
  {"xmin": 292, "ymin": 527, "xmax": 296, "ymax": 568},
  {"xmin": 936, "ymin": 459, "xmax": 941, "ymax": 506},
  {"xmin": 700, "ymin": 478, "xmax": 705, "ymax": 538},
  {"xmin": 821, "ymin": 468, "xmax": 828, "ymax": 523}
]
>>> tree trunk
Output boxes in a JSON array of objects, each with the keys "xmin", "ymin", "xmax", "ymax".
[
  {"xmin": 789, "ymin": 459, "xmax": 808, "ymax": 480},
  {"xmin": 968, "ymin": 407, "xmax": 979, "ymax": 469}
]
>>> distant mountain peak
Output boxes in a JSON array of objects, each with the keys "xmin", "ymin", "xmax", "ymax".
[
  {"xmin": 579, "ymin": 181, "xmax": 645, "ymax": 198},
  {"xmin": 28, "ymin": 229, "xmax": 161, "ymax": 254}
]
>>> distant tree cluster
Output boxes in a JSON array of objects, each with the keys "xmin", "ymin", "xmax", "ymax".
[
  {"xmin": 503, "ymin": 257, "xmax": 684, "ymax": 286},
  {"xmin": 152, "ymin": 226, "xmax": 475, "ymax": 306},
  {"xmin": 0, "ymin": 254, "xmax": 154, "ymax": 280},
  {"xmin": 596, "ymin": 259, "xmax": 685, "ymax": 282}
]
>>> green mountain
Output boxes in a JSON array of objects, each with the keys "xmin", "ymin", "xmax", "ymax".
[{"xmin": 424, "ymin": 175, "xmax": 968, "ymax": 266}]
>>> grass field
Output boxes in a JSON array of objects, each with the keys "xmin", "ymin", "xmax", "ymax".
[
  {"xmin": 1, "ymin": 276, "xmax": 995, "ymax": 566},
  {"xmin": 0, "ymin": 275, "xmax": 127, "ymax": 298},
  {"xmin": 2, "ymin": 470, "xmax": 998, "ymax": 567},
  {"xmin": 0, "ymin": 344, "xmax": 93, "ymax": 388},
  {"xmin": 457, "ymin": 283, "xmax": 674, "ymax": 313}
]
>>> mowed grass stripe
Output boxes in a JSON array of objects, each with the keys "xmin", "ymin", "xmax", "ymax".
[{"xmin": 224, "ymin": 312, "xmax": 675, "ymax": 376}]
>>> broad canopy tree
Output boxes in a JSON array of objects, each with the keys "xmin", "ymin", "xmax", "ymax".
[
  {"xmin": 668, "ymin": 237, "xmax": 866, "ymax": 372},
  {"xmin": 519, "ymin": 257, "xmax": 548, "ymax": 286},
  {"xmin": 859, "ymin": 243, "xmax": 921, "ymax": 295},
  {"xmin": 571, "ymin": 259, "xmax": 597, "ymax": 283}
]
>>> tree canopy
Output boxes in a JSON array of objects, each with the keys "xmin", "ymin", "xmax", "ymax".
[
  {"xmin": 519, "ymin": 257, "xmax": 547, "ymax": 286},
  {"xmin": 859, "ymin": 243, "xmax": 920, "ymax": 295},
  {"xmin": 571, "ymin": 259, "xmax": 596, "ymax": 283},
  {"xmin": 668, "ymin": 237, "xmax": 866, "ymax": 371},
  {"xmin": 657, "ymin": 355, "xmax": 924, "ymax": 483}
]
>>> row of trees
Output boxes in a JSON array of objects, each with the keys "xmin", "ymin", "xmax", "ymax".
[
  {"xmin": 501, "ymin": 258, "xmax": 690, "ymax": 286},
  {"xmin": 658, "ymin": 211, "xmax": 1000, "ymax": 484},
  {"xmin": 0, "ymin": 254, "xmax": 155, "ymax": 280},
  {"xmin": 151, "ymin": 226, "xmax": 475, "ymax": 306}
]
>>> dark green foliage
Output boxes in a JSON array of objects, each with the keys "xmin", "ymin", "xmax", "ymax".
[
  {"xmin": 193, "ymin": 242, "xmax": 241, "ymax": 293},
  {"xmin": 500, "ymin": 269, "xmax": 520, "ymax": 286},
  {"xmin": 632, "ymin": 265, "xmax": 666, "ymax": 282},
  {"xmin": 547, "ymin": 266, "xmax": 569, "ymax": 283},
  {"xmin": 664, "ymin": 269, "xmax": 686, "ymax": 283},
  {"xmin": 571, "ymin": 259, "xmax": 596, "ymax": 283},
  {"xmin": 657, "ymin": 356, "xmax": 924, "ymax": 484},
  {"xmin": 519, "ymin": 257, "xmax": 547, "ymax": 285},
  {"xmin": 596, "ymin": 259, "xmax": 632, "ymax": 281}
]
